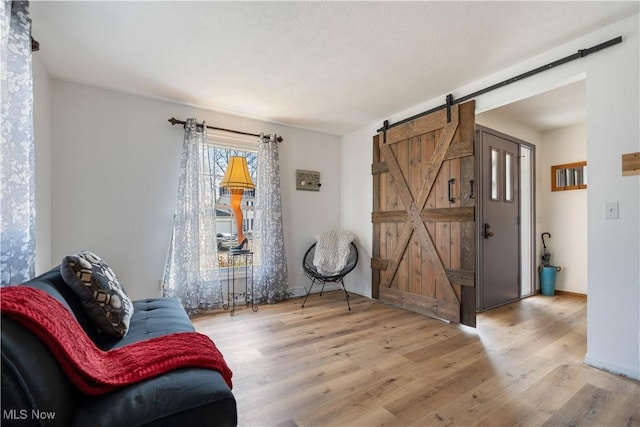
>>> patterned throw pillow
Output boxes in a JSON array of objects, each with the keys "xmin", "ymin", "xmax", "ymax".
[{"xmin": 60, "ymin": 251, "xmax": 133, "ymax": 338}]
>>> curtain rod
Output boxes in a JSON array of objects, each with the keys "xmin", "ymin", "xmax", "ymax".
[
  {"xmin": 378, "ymin": 35, "xmax": 623, "ymax": 132},
  {"xmin": 168, "ymin": 117, "xmax": 283, "ymax": 143}
]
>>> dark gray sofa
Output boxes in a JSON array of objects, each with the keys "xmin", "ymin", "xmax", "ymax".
[{"xmin": 1, "ymin": 267, "xmax": 237, "ymax": 427}]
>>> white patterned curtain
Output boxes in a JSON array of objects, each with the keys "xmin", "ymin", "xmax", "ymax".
[
  {"xmin": 163, "ymin": 119, "xmax": 223, "ymax": 314},
  {"xmin": 0, "ymin": 1, "xmax": 35, "ymax": 286},
  {"xmin": 254, "ymin": 133, "xmax": 289, "ymax": 303}
]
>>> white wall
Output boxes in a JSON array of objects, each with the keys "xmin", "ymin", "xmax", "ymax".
[
  {"xmin": 540, "ymin": 124, "xmax": 587, "ymax": 294},
  {"xmin": 342, "ymin": 15, "xmax": 639, "ymax": 379},
  {"xmin": 583, "ymin": 16, "xmax": 639, "ymax": 379},
  {"xmin": 475, "ymin": 110, "xmax": 543, "ymax": 146},
  {"xmin": 280, "ymin": 118, "xmax": 343, "ymax": 295},
  {"xmin": 38, "ymin": 80, "xmax": 341, "ymax": 300},
  {"xmin": 341, "ymin": 123, "xmax": 378, "ymax": 295}
]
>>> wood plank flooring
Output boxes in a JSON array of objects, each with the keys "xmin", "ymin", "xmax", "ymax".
[{"xmin": 192, "ymin": 292, "xmax": 640, "ymax": 427}]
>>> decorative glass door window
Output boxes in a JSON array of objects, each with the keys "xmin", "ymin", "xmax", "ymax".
[
  {"xmin": 504, "ymin": 151, "xmax": 514, "ymax": 202},
  {"xmin": 490, "ymin": 147, "xmax": 500, "ymax": 200},
  {"xmin": 489, "ymin": 147, "xmax": 516, "ymax": 202}
]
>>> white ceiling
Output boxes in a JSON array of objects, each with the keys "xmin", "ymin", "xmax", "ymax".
[
  {"xmin": 488, "ymin": 79, "xmax": 586, "ymax": 132},
  {"xmin": 30, "ymin": 1, "xmax": 638, "ymax": 135}
]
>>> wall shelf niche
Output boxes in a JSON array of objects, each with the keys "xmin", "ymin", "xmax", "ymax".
[{"xmin": 551, "ymin": 161, "xmax": 587, "ymax": 191}]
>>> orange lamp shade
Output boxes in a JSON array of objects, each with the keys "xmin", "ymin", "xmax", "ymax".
[{"xmin": 220, "ymin": 156, "xmax": 255, "ymax": 189}]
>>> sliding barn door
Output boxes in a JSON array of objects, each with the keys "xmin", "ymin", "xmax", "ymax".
[{"xmin": 371, "ymin": 101, "xmax": 476, "ymax": 326}]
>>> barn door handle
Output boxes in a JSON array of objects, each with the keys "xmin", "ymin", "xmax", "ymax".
[
  {"xmin": 469, "ymin": 179, "xmax": 475, "ymax": 199},
  {"xmin": 448, "ymin": 179, "xmax": 456, "ymax": 203},
  {"xmin": 484, "ymin": 223, "xmax": 494, "ymax": 239}
]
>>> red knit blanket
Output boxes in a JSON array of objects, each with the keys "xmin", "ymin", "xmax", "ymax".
[{"xmin": 0, "ymin": 286, "xmax": 232, "ymax": 395}]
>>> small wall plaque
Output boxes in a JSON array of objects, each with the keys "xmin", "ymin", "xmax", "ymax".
[{"xmin": 296, "ymin": 169, "xmax": 321, "ymax": 191}]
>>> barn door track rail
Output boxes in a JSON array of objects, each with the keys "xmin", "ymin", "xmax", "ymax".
[{"xmin": 378, "ymin": 36, "xmax": 622, "ymax": 132}]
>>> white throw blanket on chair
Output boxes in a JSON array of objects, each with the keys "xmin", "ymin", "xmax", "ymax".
[{"xmin": 313, "ymin": 230, "xmax": 355, "ymax": 276}]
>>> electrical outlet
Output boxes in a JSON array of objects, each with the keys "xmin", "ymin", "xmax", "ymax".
[{"xmin": 605, "ymin": 202, "xmax": 619, "ymax": 219}]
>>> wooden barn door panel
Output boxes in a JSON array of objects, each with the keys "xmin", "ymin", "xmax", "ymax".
[{"xmin": 371, "ymin": 101, "xmax": 476, "ymax": 326}]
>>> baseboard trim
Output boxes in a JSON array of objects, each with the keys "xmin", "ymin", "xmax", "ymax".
[
  {"xmin": 536, "ymin": 289, "xmax": 587, "ymax": 299},
  {"xmin": 289, "ymin": 283, "xmax": 343, "ymax": 297},
  {"xmin": 555, "ymin": 289, "xmax": 587, "ymax": 299},
  {"xmin": 584, "ymin": 354, "xmax": 640, "ymax": 380}
]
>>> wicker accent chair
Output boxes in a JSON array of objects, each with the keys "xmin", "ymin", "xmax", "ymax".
[{"xmin": 301, "ymin": 242, "xmax": 358, "ymax": 311}]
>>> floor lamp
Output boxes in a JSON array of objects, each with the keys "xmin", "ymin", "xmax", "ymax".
[{"xmin": 220, "ymin": 156, "xmax": 255, "ymax": 251}]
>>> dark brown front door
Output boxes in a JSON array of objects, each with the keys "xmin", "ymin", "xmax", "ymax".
[{"xmin": 371, "ymin": 101, "xmax": 476, "ymax": 326}]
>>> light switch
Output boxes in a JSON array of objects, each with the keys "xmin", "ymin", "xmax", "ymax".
[{"xmin": 605, "ymin": 202, "xmax": 619, "ymax": 219}]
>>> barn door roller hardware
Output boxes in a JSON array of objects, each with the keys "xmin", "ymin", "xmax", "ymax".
[
  {"xmin": 378, "ymin": 36, "xmax": 622, "ymax": 132},
  {"xmin": 446, "ymin": 94, "xmax": 453, "ymax": 123}
]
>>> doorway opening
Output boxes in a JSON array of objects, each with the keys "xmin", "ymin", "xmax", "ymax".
[{"xmin": 475, "ymin": 77, "xmax": 588, "ymax": 312}]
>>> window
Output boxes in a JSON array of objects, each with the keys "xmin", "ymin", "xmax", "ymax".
[
  {"xmin": 201, "ymin": 142, "xmax": 258, "ymax": 262},
  {"xmin": 505, "ymin": 151, "xmax": 514, "ymax": 202},
  {"xmin": 490, "ymin": 147, "xmax": 500, "ymax": 201}
]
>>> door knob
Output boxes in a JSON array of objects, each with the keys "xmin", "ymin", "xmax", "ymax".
[{"xmin": 484, "ymin": 223, "xmax": 494, "ymax": 239}]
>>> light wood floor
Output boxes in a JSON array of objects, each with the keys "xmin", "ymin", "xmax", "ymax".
[{"xmin": 192, "ymin": 291, "xmax": 640, "ymax": 427}]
